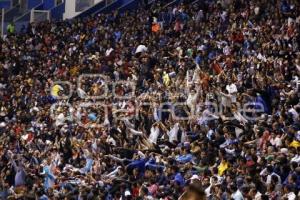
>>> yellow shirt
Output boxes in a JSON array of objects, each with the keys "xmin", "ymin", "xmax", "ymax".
[
  {"xmin": 218, "ymin": 161, "xmax": 229, "ymax": 176},
  {"xmin": 289, "ymin": 140, "xmax": 300, "ymax": 148},
  {"xmin": 163, "ymin": 72, "xmax": 170, "ymax": 86},
  {"xmin": 51, "ymin": 84, "xmax": 62, "ymax": 97}
]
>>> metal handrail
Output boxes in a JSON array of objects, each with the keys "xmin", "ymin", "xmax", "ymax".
[
  {"xmin": 30, "ymin": 9, "xmax": 50, "ymax": 23},
  {"xmin": 14, "ymin": 0, "xmax": 44, "ymax": 22},
  {"xmin": 163, "ymin": 0, "xmax": 179, "ymax": 9},
  {"xmin": 115, "ymin": 0, "xmax": 136, "ymax": 11},
  {"xmin": 49, "ymin": 0, "xmax": 65, "ymax": 10},
  {"xmin": 4, "ymin": 4, "xmax": 17, "ymax": 14},
  {"xmin": 192, "ymin": 0, "xmax": 200, "ymax": 4},
  {"xmin": 73, "ymin": 0, "xmax": 107, "ymax": 18},
  {"xmin": 93, "ymin": 0, "xmax": 118, "ymax": 15}
]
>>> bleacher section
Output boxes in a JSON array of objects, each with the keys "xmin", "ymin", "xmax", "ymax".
[{"xmin": 0, "ymin": 0, "xmax": 186, "ymax": 35}]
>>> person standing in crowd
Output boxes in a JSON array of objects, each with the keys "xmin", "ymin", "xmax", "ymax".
[{"xmin": 6, "ymin": 22, "xmax": 15, "ymax": 35}]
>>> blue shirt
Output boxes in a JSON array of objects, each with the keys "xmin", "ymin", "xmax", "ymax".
[
  {"xmin": 127, "ymin": 159, "xmax": 147, "ymax": 172},
  {"xmin": 176, "ymin": 154, "xmax": 193, "ymax": 164},
  {"xmin": 195, "ymin": 55, "xmax": 202, "ymax": 65},
  {"xmin": 174, "ymin": 172, "xmax": 185, "ymax": 187},
  {"xmin": 43, "ymin": 165, "xmax": 56, "ymax": 190}
]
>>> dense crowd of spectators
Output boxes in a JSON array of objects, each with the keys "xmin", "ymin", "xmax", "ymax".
[{"xmin": 0, "ymin": 0, "xmax": 300, "ymax": 199}]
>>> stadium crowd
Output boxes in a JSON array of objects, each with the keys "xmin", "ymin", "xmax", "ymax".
[{"xmin": 0, "ymin": 0, "xmax": 300, "ymax": 199}]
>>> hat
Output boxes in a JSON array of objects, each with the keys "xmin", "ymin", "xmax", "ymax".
[
  {"xmin": 280, "ymin": 148, "xmax": 288, "ymax": 155},
  {"xmin": 88, "ymin": 55, "xmax": 97, "ymax": 60},
  {"xmin": 46, "ymin": 140, "xmax": 52, "ymax": 145},
  {"xmin": 184, "ymin": 142, "xmax": 190, "ymax": 149},
  {"xmin": 88, "ymin": 113, "xmax": 97, "ymax": 121},
  {"xmin": 190, "ymin": 174, "xmax": 200, "ymax": 180},
  {"xmin": 0, "ymin": 122, "xmax": 6, "ymax": 127},
  {"xmin": 125, "ymin": 190, "xmax": 131, "ymax": 196}
]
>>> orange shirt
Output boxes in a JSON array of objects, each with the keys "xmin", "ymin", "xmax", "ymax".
[
  {"xmin": 152, "ymin": 23, "xmax": 160, "ymax": 33},
  {"xmin": 201, "ymin": 73, "xmax": 210, "ymax": 90}
]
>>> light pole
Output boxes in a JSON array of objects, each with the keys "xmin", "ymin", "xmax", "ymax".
[
  {"xmin": 0, "ymin": 0, "xmax": 11, "ymax": 37},
  {"xmin": 1, "ymin": 8, "xmax": 4, "ymax": 37}
]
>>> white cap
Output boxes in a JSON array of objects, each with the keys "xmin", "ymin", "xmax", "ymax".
[
  {"xmin": 296, "ymin": 131, "xmax": 300, "ymax": 141},
  {"xmin": 190, "ymin": 174, "xmax": 200, "ymax": 180},
  {"xmin": 0, "ymin": 122, "xmax": 6, "ymax": 127},
  {"xmin": 21, "ymin": 134, "xmax": 29, "ymax": 141},
  {"xmin": 135, "ymin": 45, "xmax": 147, "ymax": 54},
  {"xmin": 280, "ymin": 148, "xmax": 288, "ymax": 155},
  {"xmin": 125, "ymin": 190, "xmax": 131, "ymax": 196}
]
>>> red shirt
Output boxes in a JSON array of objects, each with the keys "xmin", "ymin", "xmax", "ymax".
[{"xmin": 212, "ymin": 62, "xmax": 222, "ymax": 74}]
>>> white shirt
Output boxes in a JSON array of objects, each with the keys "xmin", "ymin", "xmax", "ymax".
[
  {"xmin": 226, "ymin": 83, "xmax": 237, "ymax": 93},
  {"xmin": 254, "ymin": 192, "xmax": 262, "ymax": 200},
  {"xmin": 223, "ymin": 45, "xmax": 231, "ymax": 55},
  {"xmin": 187, "ymin": 93, "xmax": 198, "ymax": 114},
  {"xmin": 149, "ymin": 126, "xmax": 160, "ymax": 144},
  {"xmin": 288, "ymin": 108, "xmax": 299, "ymax": 121},
  {"xmin": 270, "ymin": 136, "xmax": 282, "ymax": 147},
  {"xmin": 266, "ymin": 172, "xmax": 281, "ymax": 185},
  {"xmin": 205, "ymin": 185, "xmax": 212, "ymax": 196},
  {"xmin": 233, "ymin": 111, "xmax": 248, "ymax": 124},
  {"xmin": 168, "ymin": 123, "xmax": 179, "ymax": 142},
  {"xmin": 207, "ymin": 129, "xmax": 214, "ymax": 140},
  {"xmin": 231, "ymin": 190, "xmax": 244, "ymax": 200},
  {"xmin": 153, "ymin": 107, "xmax": 160, "ymax": 122},
  {"xmin": 220, "ymin": 92, "xmax": 232, "ymax": 107},
  {"xmin": 105, "ymin": 48, "xmax": 114, "ymax": 56},
  {"xmin": 284, "ymin": 192, "xmax": 296, "ymax": 200},
  {"xmin": 197, "ymin": 109, "xmax": 219, "ymax": 125},
  {"xmin": 181, "ymin": 131, "xmax": 187, "ymax": 143},
  {"xmin": 226, "ymin": 83, "xmax": 237, "ymax": 102},
  {"xmin": 77, "ymin": 88, "xmax": 87, "ymax": 99},
  {"xmin": 291, "ymin": 154, "xmax": 300, "ymax": 164},
  {"xmin": 187, "ymin": 93, "xmax": 197, "ymax": 106},
  {"xmin": 55, "ymin": 113, "xmax": 65, "ymax": 126}
]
